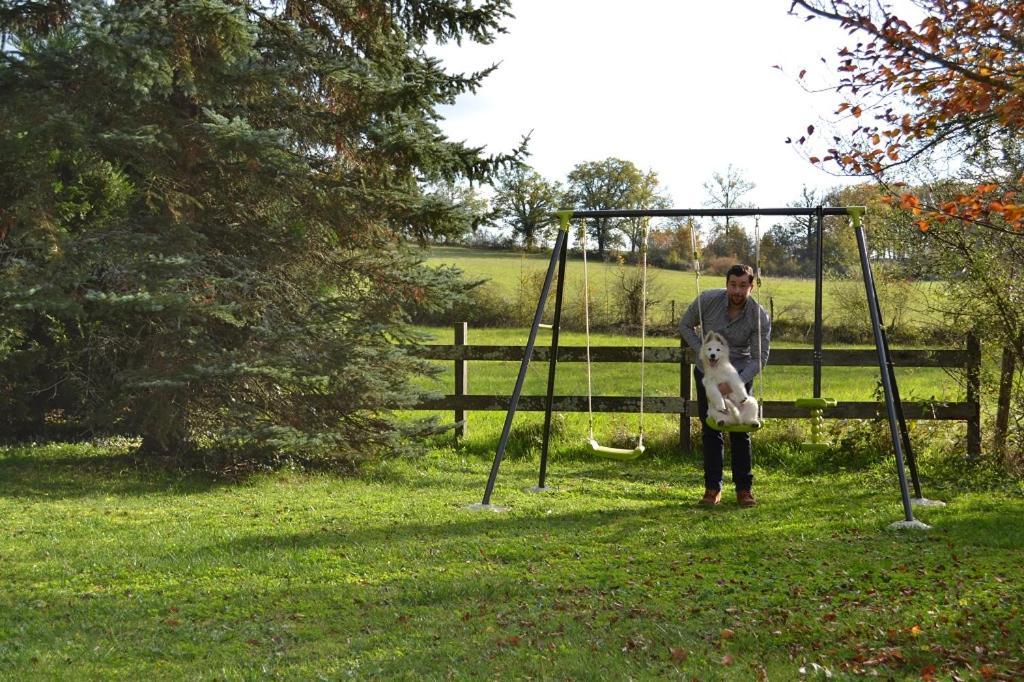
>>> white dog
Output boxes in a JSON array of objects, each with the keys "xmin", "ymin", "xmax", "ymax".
[{"xmin": 699, "ymin": 331, "xmax": 760, "ymax": 427}]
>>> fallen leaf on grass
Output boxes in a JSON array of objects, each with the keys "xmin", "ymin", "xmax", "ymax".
[
  {"xmin": 494, "ymin": 635, "xmax": 521, "ymax": 648},
  {"xmin": 722, "ymin": 655, "xmax": 734, "ymax": 666},
  {"xmin": 721, "ymin": 628, "xmax": 735, "ymax": 639},
  {"xmin": 623, "ymin": 635, "xmax": 648, "ymax": 652},
  {"xmin": 669, "ymin": 646, "xmax": 688, "ymax": 662}
]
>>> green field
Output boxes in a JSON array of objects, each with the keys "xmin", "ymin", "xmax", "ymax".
[
  {"xmin": 424, "ymin": 246, "xmax": 947, "ymax": 331},
  {"xmin": 2, "ymin": 442, "xmax": 1021, "ymax": 679}
]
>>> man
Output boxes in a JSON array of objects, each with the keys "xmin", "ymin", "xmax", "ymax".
[{"xmin": 679, "ymin": 264, "xmax": 771, "ymax": 507}]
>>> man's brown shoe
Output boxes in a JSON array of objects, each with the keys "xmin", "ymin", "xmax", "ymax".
[
  {"xmin": 737, "ymin": 490, "xmax": 757, "ymax": 507},
  {"xmin": 699, "ymin": 489, "xmax": 722, "ymax": 506}
]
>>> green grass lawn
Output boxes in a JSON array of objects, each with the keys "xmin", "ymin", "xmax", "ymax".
[
  {"xmin": 2, "ymin": 442, "xmax": 1022, "ymax": 679},
  {"xmin": 0, "ymin": 294, "xmax": 1003, "ymax": 680}
]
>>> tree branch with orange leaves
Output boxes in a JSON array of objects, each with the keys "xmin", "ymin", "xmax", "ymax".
[{"xmin": 790, "ymin": 0, "xmax": 1024, "ymax": 232}]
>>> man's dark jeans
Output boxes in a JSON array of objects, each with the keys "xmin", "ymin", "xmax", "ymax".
[{"xmin": 694, "ymin": 368, "xmax": 754, "ymax": 493}]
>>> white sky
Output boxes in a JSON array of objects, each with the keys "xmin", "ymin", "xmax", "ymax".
[{"xmin": 431, "ymin": 0, "xmax": 862, "ymax": 211}]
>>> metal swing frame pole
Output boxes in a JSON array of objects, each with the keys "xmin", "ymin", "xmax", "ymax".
[
  {"xmin": 480, "ymin": 218, "xmax": 570, "ymax": 507},
  {"xmin": 814, "ymin": 206, "xmax": 825, "ymax": 398},
  {"xmin": 876, "ymin": 322, "xmax": 924, "ymax": 499},
  {"xmin": 850, "ymin": 208, "xmax": 920, "ymax": 526},
  {"xmin": 537, "ymin": 216, "xmax": 571, "ymax": 491}
]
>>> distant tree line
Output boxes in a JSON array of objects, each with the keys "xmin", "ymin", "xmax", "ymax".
[{"xmin": 450, "ymin": 157, "xmax": 895, "ymax": 279}]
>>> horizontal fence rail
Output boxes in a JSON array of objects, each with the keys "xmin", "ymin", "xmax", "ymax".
[
  {"xmin": 407, "ymin": 345, "xmax": 971, "ymax": 368},
  {"xmin": 414, "ymin": 396, "xmax": 974, "ymax": 420},
  {"xmin": 407, "ymin": 325, "xmax": 982, "ymax": 456}
]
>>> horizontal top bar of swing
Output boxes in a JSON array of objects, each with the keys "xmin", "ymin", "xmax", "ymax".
[{"xmin": 564, "ymin": 207, "xmax": 861, "ymax": 219}]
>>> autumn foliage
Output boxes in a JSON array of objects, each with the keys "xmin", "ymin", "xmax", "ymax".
[{"xmin": 790, "ymin": 0, "xmax": 1024, "ymax": 231}]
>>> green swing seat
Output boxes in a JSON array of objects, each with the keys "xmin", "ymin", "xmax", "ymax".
[
  {"xmin": 704, "ymin": 415, "xmax": 763, "ymax": 434},
  {"xmin": 576, "ymin": 213, "xmax": 649, "ymax": 464},
  {"xmin": 587, "ymin": 439, "xmax": 646, "ymax": 461}
]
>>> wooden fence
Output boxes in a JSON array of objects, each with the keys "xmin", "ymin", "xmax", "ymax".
[{"xmin": 410, "ymin": 324, "xmax": 982, "ymax": 456}]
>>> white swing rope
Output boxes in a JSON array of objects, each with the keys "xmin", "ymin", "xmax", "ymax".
[
  {"xmin": 580, "ymin": 222, "xmax": 596, "ymax": 443},
  {"xmin": 753, "ymin": 215, "xmax": 766, "ymax": 422},
  {"xmin": 689, "ymin": 221, "xmax": 705, "ymax": 336},
  {"xmin": 637, "ymin": 217, "xmax": 650, "ymax": 449},
  {"xmin": 580, "ymin": 219, "xmax": 648, "ymax": 454}
]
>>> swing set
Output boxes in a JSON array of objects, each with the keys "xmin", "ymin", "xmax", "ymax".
[{"xmin": 472, "ymin": 205, "xmax": 940, "ymax": 529}]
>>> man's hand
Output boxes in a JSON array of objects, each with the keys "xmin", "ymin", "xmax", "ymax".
[{"xmin": 718, "ymin": 382, "xmax": 731, "ymax": 395}]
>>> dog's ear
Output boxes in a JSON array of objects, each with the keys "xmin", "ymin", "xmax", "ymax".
[
  {"xmin": 703, "ymin": 331, "xmax": 714, "ymax": 343},
  {"xmin": 712, "ymin": 331, "xmax": 726, "ymax": 345}
]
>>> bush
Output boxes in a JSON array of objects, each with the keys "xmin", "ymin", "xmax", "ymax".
[
  {"xmin": 502, "ymin": 413, "xmax": 568, "ymax": 461},
  {"xmin": 828, "ymin": 271, "xmax": 919, "ymax": 343},
  {"xmin": 705, "ymin": 256, "xmax": 740, "ymax": 276},
  {"xmin": 556, "ymin": 274, "xmax": 612, "ymax": 332},
  {"xmin": 615, "ymin": 265, "xmax": 661, "ymax": 329}
]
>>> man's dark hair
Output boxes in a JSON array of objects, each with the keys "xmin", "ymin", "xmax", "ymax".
[{"xmin": 725, "ymin": 264, "xmax": 755, "ymax": 284}]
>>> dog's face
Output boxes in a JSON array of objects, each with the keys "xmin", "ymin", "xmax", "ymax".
[{"xmin": 700, "ymin": 331, "xmax": 729, "ymax": 367}]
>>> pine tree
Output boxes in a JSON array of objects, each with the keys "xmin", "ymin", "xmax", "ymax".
[{"xmin": 0, "ymin": 0, "xmax": 512, "ymax": 462}]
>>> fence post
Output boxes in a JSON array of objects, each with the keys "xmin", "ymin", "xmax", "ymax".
[
  {"xmin": 455, "ymin": 322, "xmax": 468, "ymax": 440},
  {"xmin": 966, "ymin": 330, "xmax": 981, "ymax": 460},
  {"xmin": 680, "ymin": 336, "xmax": 691, "ymax": 453}
]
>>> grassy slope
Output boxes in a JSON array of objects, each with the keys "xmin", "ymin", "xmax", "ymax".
[
  {"xmin": 2, "ymin": 443, "xmax": 1022, "ymax": 680},
  {"xmin": 423, "ymin": 245, "xmax": 947, "ymax": 330}
]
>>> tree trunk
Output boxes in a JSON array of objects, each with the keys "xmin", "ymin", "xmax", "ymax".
[
  {"xmin": 994, "ymin": 335, "xmax": 1021, "ymax": 456},
  {"xmin": 137, "ymin": 395, "xmax": 192, "ymax": 458}
]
